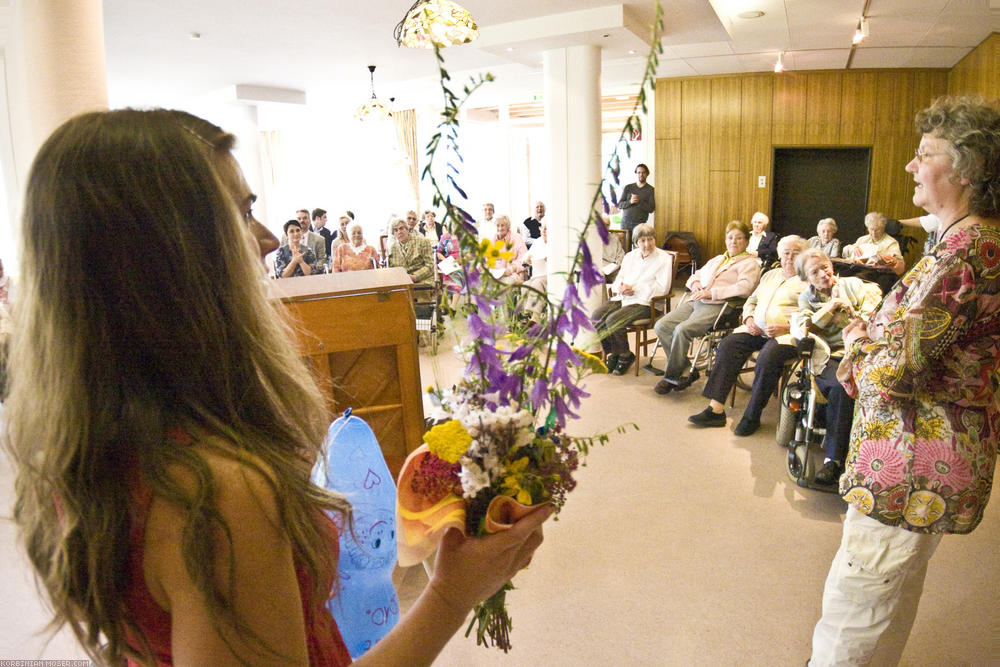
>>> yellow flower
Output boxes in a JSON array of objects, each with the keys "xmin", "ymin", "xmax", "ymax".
[
  {"xmin": 501, "ymin": 456, "xmax": 533, "ymax": 505},
  {"xmin": 573, "ymin": 347, "xmax": 608, "ymax": 374},
  {"xmin": 422, "ymin": 420, "xmax": 472, "ymax": 463},
  {"xmin": 866, "ymin": 365, "xmax": 902, "ymax": 390},
  {"xmin": 481, "ymin": 239, "xmax": 514, "ymax": 267}
]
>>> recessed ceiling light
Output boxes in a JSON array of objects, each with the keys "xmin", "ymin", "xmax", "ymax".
[
  {"xmin": 737, "ymin": 11, "xmax": 765, "ymax": 19},
  {"xmin": 506, "ymin": 47, "xmax": 514, "ymax": 52},
  {"xmin": 189, "ymin": 31, "xmax": 202, "ymax": 40},
  {"xmin": 628, "ymin": 49, "xmax": 636, "ymax": 55}
]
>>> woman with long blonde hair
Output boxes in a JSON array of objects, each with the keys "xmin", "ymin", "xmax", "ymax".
[{"xmin": 6, "ymin": 109, "xmax": 548, "ymax": 666}]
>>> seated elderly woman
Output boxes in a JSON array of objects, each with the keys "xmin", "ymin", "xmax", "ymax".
[
  {"xmin": 809, "ymin": 217, "xmax": 841, "ymax": 258},
  {"xmin": 843, "ymin": 211, "xmax": 905, "ymax": 275},
  {"xmin": 492, "ymin": 214, "xmax": 529, "ymax": 283},
  {"xmin": 332, "ymin": 223, "xmax": 378, "ymax": 272},
  {"xmin": 790, "ymin": 247, "xmax": 881, "ymax": 483},
  {"xmin": 654, "ymin": 220, "xmax": 761, "ymax": 393},
  {"xmin": 687, "ymin": 235, "xmax": 809, "ymax": 433},
  {"xmin": 274, "ymin": 219, "xmax": 317, "ymax": 278},
  {"xmin": 592, "ymin": 224, "xmax": 673, "ymax": 376},
  {"xmin": 386, "ymin": 218, "xmax": 434, "ymax": 287},
  {"xmin": 746, "ymin": 211, "xmax": 779, "ymax": 266}
]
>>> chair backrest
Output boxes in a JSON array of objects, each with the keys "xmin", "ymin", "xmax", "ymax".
[
  {"xmin": 610, "ymin": 228, "xmax": 629, "ymax": 250},
  {"xmin": 379, "ymin": 234, "xmax": 389, "ymax": 266}
]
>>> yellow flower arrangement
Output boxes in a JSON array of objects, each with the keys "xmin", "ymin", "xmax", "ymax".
[
  {"xmin": 422, "ymin": 419, "xmax": 473, "ymax": 463},
  {"xmin": 573, "ymin": 347, "xmax": 608, "ymax": 374}
]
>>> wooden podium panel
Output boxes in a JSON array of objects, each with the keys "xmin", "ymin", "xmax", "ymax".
[{"xmin": 268, "ymin": 268, "xmax": 424, "ymax": 477}]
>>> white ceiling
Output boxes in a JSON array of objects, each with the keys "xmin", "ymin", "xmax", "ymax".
[{"xmin": 10, "ymin": 1, "xmax": 1000, "ymax": 109}]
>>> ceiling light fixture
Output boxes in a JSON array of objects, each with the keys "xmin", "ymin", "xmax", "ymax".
[
  {"xmin": 852, "ymin": 17, "xmax": 870, "ymax": 45},
  {"xmin": 737, "ymin": 10, "xmax": 765, "ymax": 19},
  {"xmin": 355, "ymin": 65, "xmax": 391, "ymax": 121},
  {"xmin": 774, "ymin": 52, "xmax": 785, "ymax": 73},
  {"xmin": 394, "ymin": 0, "xmax": 479, "ymax": 49}
]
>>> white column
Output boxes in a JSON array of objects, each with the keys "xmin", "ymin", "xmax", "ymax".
[
  {"xmin": 3, "ymin": 0, "xmax": 108, "ymax": 270},
  {"xmin": 544, "ymin": 45, "xmax": 602, "ymax": 346}
]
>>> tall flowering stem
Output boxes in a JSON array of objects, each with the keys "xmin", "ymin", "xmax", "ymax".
[{"xmin": 410, "ymin": 0, "xmax": 663, "ymax": 652}]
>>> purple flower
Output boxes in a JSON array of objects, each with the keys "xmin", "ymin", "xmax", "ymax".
[
  {"xmin": 595, "ymin": 216, "xmax": 610, "ymax": 244},
  {"xmin": 552, "ymin": 340, "xmax": 580, "ymax": 386},
  {"xmin": 561, "ymin": 378, "xmax": 590, "ymax": 409},
  {"xmin": 577, "ymin": 241, "xmax": 605, "ymax": 295},
  {"xmin": 468, "ymin": 313, "xmax": 494, "ymax": 340},
  {"xmin": 551, "ymin": 393, "xmax": 580, "ymax": 426},
  {"xmin": 530, "ymin": 377, "xmax": 549, "ymax": 409},
  {"xmin": 508, "ymin": 344, "xmax": 533, "ymax": 362}
]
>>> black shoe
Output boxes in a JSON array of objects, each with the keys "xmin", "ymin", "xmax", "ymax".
[
  {"xmin": 654, "ymin": 378, "xmax": 674, "ymax": 394},
  {"xmin": 815, "ymin": 460, "xmax": 843, "ymax": 485},
  {"xmin": 612, "ymin": 352, "xmax": 636, "ymax": 376},
  {"xmin": 689, "ymin": 407, "xmax": 727, "ymax": 427},
  {"xmin": 604, "ymin": 353, "xmax": 620, "ymax": 372},
  {"xmin": 733, "ymin": 417, "xmax": 761, "ymax": 436}
]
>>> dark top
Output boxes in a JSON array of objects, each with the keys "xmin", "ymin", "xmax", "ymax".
[
  {"xmin": 522, "ymin": 217, "xmax": 542, "ymax": 239},
  {"xmin": 318, "ymin": 227, "xmax": 334, "ymax": 256},
  {"xmin": 620, "ymin": 183, "xmax": 655, "ymax": 230}
]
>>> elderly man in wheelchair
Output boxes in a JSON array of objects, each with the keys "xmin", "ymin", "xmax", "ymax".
[
  {"xmin": 687, "ymin": 235, "xmax": 810, "ymax": 434},
  {"xmin": 783, "ymin": 248, "xmax": 882, "ymax": 486}
]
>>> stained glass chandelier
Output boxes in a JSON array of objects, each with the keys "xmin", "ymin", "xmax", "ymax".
[
  {"xmin": 355, "ymin": 65, "xmax": 391, "ymax": 121},
  {"xmin": 393, "ymin": 0, "xmax": 479, "ymax": 49}
]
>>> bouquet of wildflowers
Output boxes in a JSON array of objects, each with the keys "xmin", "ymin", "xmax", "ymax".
[{"xmin": 398, "ymin": 3, "xmax": 662, "ymax": 650}]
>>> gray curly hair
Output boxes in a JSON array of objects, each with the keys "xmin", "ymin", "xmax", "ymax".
[{"xmin": 915, "ymin": 96, "xmax": 1000, "ymax": 218}]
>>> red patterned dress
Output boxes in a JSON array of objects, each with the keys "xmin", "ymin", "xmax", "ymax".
[{"xmin": 839, "ymin": 223, "xmax": 1000, "ymax": 534}]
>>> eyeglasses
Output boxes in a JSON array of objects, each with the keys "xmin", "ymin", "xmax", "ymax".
[{"xmin": 913, "ymin": 148, "xmax": 944, "ymax": 163}]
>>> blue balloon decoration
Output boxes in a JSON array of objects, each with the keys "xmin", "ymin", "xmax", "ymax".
[{"xmin": 312, "ymin": 408, "xmax": 400, "ymax": 658}]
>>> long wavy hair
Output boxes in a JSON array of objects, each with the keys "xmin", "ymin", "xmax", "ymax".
[{"xmin": 5, "ymin": 109, "xmax": 350, "ymax": 663}]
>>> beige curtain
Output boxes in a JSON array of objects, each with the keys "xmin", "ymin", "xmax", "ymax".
[
  {"xmin": 260, "ymin": 129, "xmax": 281, "ymax": 186},
  {"xmin": 393, "ymin": 109, "xmax": 420, "ymax": 210}
]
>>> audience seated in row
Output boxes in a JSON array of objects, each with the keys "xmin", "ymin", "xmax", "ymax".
[
  {"xmin": 843, "ymin": 211, "xmax": 905, "ymax": 275},
  {"xmin": 746, "ymin": 211, "xmax": 779, "ymax": 267},
  {"xmin": 275, "ymin": 219, "xmax": 318, "ymax": 278},
  {"xmin": 809, "ymin": 217, "xmax": 841, "ymax": 258},
  {"xmin": 332, "ymin": 223, "xmax": 379, "ymax": 272},
  {"xmin": 387, "ymin": 218, "xmax": 435, "ymax": 288},
  {"xmin": 492, "ymin": 215, "xmax": 529, "ymax": 284},
  {"xmin": 791, "ymin": 248, "xmax": 882, "ymax": 483},
  {"xmin": 687, "ymin": 235, "xmax": 810, "ymax": 434},
  {"xmin": 654, "ymin": 220, "xmax": 761, "ymax": 392},
  {"xmin": 592, "ymin": 223, "xmax": 672, "ymax": 376}
]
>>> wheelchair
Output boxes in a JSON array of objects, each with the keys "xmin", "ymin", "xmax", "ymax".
[
  {"xmin": 670, "ymin": 297, "xmax": 747, "ymax": 390},
  {"xmin": 775, "ymin": 337, "xmax": 838, "ymax": 493}
]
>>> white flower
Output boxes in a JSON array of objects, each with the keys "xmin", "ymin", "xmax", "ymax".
[{"xmin": 458, "ymin": 457, "xmax": 491, "ymax": 498}]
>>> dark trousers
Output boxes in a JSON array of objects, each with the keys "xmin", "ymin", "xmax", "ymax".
[
  {"xmin": 815, "ymin": 360, "xmax": 855, "ymax": 464},
  {"xmin": 591, "ymin": 301, "xmax": 650, "ymax": 355},
  {"xmin": 703, "ymin": 333, "xmax": 796, "ymax": 419}
]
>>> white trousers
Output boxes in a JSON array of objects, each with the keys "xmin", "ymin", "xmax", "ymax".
[{"xmin": 810, "ymin": 507, "xmax": 942, "ymax": 666}]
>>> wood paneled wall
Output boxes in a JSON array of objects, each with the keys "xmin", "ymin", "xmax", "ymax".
[
  {"xmin": 948, "ymin": 32, "xmax": 999, "ymax": 100},
  {"xmin": 653, "ymin": 69, "xmax": 949, "ymax": 257}
]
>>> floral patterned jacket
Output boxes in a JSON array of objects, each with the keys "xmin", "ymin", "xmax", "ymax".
[{"xmin": 839, "ymin": 224, "xmax": 1000, "ymax": 534}]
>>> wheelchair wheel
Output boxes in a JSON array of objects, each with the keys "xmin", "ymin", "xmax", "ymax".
[
  {"xmin": 787, "ymin": 442, "xmax": 816, "ymax": 483},
  {"xmin": 735, "ymin": 357, "xmax": 753, "ymax": 392},
  {"xmin": 775, "ymin": 402, "xmax": 796, "ymax": 448}
]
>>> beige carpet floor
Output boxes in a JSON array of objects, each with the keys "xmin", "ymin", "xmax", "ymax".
[{"xmin": 2, "ymin": 320, "xmax": 998, "ymax": 665}]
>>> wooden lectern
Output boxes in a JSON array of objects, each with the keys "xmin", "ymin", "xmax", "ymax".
[{"xmin": 268, "ymin": 268, "xmax": 424, "ymax": 477}]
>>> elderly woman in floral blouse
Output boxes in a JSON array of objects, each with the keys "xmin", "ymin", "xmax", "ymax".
[
  {"xmin": 492, "ymin": 214, "xmax": 529, "ymax": 283},
  {"xmin": 810, "ymin": 97, "xmax": 1000, "ymax": 666}
]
